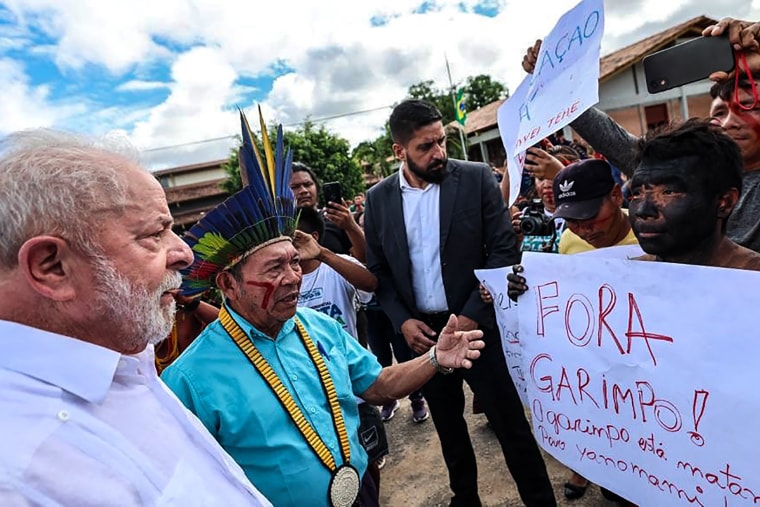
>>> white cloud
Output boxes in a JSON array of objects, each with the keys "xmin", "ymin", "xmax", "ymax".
[
  {"xmin": 3, "ymin": 0, "xmax": 758, "ymax": 168},
  {"xmin": 0, "ymin": 58, "xmax": 83, "ymax": 135},
  {"xmin": 116, "ymin": 80, "xmax": 170, "ymax": 92},
  {"xmin": 129, "ymin": 45, "xmax": 242, "ymax": 170}
]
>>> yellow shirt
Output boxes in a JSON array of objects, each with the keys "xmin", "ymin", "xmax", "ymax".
[{"xmin": 558, "ymin": 210, "xmax": 639, "ymax": 255}]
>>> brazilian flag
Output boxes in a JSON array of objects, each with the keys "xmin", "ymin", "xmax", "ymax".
[{"xmin": 455, "ymin": 89, "xmax": 467, "ymax": 126}]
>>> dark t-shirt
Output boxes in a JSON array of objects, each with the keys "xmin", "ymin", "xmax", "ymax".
[{"xmin": 321, "ymin": 220, "xmax": 353, "ymax": 255}]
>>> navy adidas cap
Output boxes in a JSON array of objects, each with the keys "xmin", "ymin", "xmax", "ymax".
[{"xmin": 552, "ymin": 159, "xmax": 615, "ymax": 221}]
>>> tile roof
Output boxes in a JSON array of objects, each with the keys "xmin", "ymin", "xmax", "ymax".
[{"xmin": 600, "ymin": 15, "xmax": 717, "ymax": 82}]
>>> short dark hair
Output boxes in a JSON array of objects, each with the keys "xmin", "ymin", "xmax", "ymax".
[
  {"xmin": 296, "ymin": 206, "xmax": 325, "ymax": 240},
  {"xmin": 292, "ymin": 162, "xmax": 320, "ymax": 194},
  {"xmin": 637, "ymin": 119, "xmax": 743, "ymax": 197},
  {"xmin": 389, "ymin": 99, "xmax": 443, "ymax": 145},
  {"xmin": 710, "ymin": 78, "xmax": 753, "ymax": 101}
]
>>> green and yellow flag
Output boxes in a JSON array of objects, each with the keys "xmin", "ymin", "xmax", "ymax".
[{"xmin": 455, "ymin": 89, "xmax": 467, "ymax": 126}]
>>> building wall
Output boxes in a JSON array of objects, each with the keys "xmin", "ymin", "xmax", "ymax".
[{"xmin": 157, "ymin": 167, "xmax": 227, "ymax": 188}]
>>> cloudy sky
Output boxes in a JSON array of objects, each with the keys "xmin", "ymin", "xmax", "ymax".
[{"xmin": 1, "ymin": 0, "xmax": 758, "ymax": 169}]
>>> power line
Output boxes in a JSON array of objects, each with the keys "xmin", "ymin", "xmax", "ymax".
[{"xmin": 141, "ymin": 104, "xmax": 394, "ymax": 153}]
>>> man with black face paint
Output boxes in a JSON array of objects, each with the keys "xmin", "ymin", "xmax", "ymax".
[
  {"xmin": 630, "ymin": 119, "xmax": 760, "ymax": 269},
  {"xmin": 507, "ymin": 120, "xmax": 760, "ymax": 507},
  {"xmin": 364, "ymin": 99, "xmax": 556, "ymax": 507}
]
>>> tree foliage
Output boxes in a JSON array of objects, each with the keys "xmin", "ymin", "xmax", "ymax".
[
  {"xmin": 464, "ymin": 74, "xmax": 509, "ymax": 110},
  {"xmin": 221, "ymin": 120, "xmax": 364, "ymax": 202}
]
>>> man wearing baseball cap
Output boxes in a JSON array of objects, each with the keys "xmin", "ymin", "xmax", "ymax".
[{"xmin": 552, "ymin": 158, "xmax": 638, "ymax": 254}]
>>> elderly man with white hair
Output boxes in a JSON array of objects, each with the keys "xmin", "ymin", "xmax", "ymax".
[{"xmin": 0, "ymin": 129, "xmax": 271, "ymax": 505}]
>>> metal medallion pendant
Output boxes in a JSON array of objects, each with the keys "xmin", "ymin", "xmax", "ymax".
[{"xmin": 328, "ymin": 464, "xmax": 360, "ymax": 507}]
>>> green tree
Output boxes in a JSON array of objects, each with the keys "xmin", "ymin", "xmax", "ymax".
[
  {"xmin": 219, "ymin": 143, "xmax": 242, "ymax": 194},
  {"xmin": 464, "ymin": 74, "xmax": 509, "ymax": 110},
  {"xmin": 351, "ymin": 122, "xmax": 395, "ymax": 179},
  {"xmin": 220, "ymin": 121, "xmax": 364, "ymax": 204}
]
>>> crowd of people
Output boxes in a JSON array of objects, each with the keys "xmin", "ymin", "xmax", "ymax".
[{"xmin": 0, "ymin": 14, "xmax": 759, "ymax": 507}]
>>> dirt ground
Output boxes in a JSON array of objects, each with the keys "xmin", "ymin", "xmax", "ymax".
[{"xmin": 378, "ymin": 386, "xmax": 618, "ymax": 507}]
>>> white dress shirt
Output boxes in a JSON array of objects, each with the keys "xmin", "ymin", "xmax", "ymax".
[
  {"xmin": 399, "ymin": 164, "xmax": 449, "ymax": 313},
  {"xmin": 0, "ymin": 319, "xmax": 271, "ymax": 507}
]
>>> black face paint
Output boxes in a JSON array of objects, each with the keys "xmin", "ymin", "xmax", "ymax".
[{"xmin": 629, "ymin": 156, "xmax": 718, "ymax": 258}]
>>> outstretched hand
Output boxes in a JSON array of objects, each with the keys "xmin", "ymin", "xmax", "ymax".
[
  {"xmin": 435, "ymin": 314, "xmax": 485, "ymax": 370},
  {"xmin": 507, "ymin": 264, "xmax": 528, "ymax": 302}
]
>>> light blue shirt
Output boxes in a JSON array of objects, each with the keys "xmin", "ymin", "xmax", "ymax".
[{"xmin": 161, "ymin": 306, "xmax": 382, "ymax": 507}]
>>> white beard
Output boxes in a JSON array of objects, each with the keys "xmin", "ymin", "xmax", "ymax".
[{"xmin": 91, "ymin": 257, "xmax": 182, "ymax": 352}]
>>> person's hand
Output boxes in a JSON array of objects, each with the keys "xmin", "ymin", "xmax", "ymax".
[
  {"xmin": 522, "ymin": 39, "xmax": 542, "ymax": 74},
  {"xmin": 703, "ymin": 17, "xmax": 760, "ymax": 81},
  {"xmin": 456, "ymin": 314, "xmax": 478, "ymax": 332},
  {"xmin": 510, "ymin": 206, "xmax": 525, "ymax": 246},
  {"xmin": 434, "ymin": 315, "xmax": 485, "ymax": 370},
  {"xmin": 324, "ymin": 199, "xmax": 359, "ymax": 231},
  {"xmin": 478, "ymin": 283, "xmax": 493, "ymax": 304},
  {"xmin": 507, "ymin": 264, "xmax": 528, "ymax": 302},
  {"xmin": 524, "ymin": 148, "xmax": 563, "ymax": 180},
  {"xmin": 293, "ymin": 230, "xmax": 323, "ymax": 261},
  {"xmin": 400, "ymin": 319, "xmax": 437, "ymax": 354}
]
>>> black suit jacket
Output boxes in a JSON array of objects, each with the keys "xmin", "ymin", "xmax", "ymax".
[{"xmin": 364, "ymin": 159, "xmax": 520, "ymax": 332}]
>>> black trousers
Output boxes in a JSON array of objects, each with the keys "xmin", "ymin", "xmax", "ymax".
[{"xmin": 419, "ymin": 313, "xmax": 556, "ymax": 507}]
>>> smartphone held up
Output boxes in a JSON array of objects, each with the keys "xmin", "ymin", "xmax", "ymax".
[
  {"xmin": 643, "ymin": 35, "xmax": 735, "ymax": 94},
  {"xmin": 323, "ymin": 181, "xmax": 343, "ymax": 206}
]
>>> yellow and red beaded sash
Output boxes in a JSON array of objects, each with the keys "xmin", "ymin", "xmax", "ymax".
[{"xmin": 219, "ymin": 306, "xmax": 351, "ymax": 472}]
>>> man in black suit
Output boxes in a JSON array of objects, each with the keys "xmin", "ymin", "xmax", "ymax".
[{"xmin": 364, "ymin": 99, "xmax": 556, "ymax": 507}]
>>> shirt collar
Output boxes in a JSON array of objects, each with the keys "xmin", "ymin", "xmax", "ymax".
[
  {"xmin": 0, "ymin": 319, "xmax": 150, "ymax": 404},
  {"xmin": 224, "ymin": 304, "xmax": 296, "ymax": 341},
  {"xmin": 398, "ymin": 163, "xmax": 437, "ymax": 192}
]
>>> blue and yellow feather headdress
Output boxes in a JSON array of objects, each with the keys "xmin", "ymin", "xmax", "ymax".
[{"xmin": 180, "ymin": 108, "xmax": 297, "ymax": 296}]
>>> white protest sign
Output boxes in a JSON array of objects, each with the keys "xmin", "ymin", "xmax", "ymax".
[
  {"xmin": 498, "ymin": 0, "xmax": 604, "ymax": 205},
  {"xmin": 514, "ymin": 252, "xmax": 760, "ymax": 506},
  {"xmin": 475, "ymin": 248, "xmax": 642, "ymax": 406},
  {"xmin": 475, "ymin": 266, "xmax": 528, "ymax": 405},
  {"xmin": 576, "ymin": 244, "xmax": 644, "ymax": 259}
]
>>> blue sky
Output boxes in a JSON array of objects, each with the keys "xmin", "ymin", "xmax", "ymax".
[{"xmin": 1, "ymin": 0, "xmax": 758, "ymax": 169}]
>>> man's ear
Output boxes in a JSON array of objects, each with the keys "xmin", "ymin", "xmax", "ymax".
[
  {"xmin": 717, "ymin": 188, "xmax": 740, "ymax": 219},
  {"xmin": 16, "ymin": 236, "xmax": 78, "ymax": 301},
  {"xmin": 392, "ymin": 143, "xmax": 405, "ymax": 161},
  {"xmin": 610, "ymin": 184, "xmax": 624, "ymax": 207},
  {"xmin": 216, "ymin": 270, "xmax": 238, "ymax": 301}
]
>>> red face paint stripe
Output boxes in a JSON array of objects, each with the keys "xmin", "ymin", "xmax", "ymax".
[{"xmin": 246, "ymin": 281, "xmax": 276, "ymax": 309}]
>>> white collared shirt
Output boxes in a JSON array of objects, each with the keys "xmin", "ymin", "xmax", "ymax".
[
  {"xmin": 399, "ymin": 164, "xmax": 449, "ymax": 313},
  {"xmin": 0, "ymin": 320, "xmax": 271, "ymax": 507}
]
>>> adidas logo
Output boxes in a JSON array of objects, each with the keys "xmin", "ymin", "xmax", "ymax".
[{"xmin": 559, "ymin": 180, "xmax": 574, "ymax": 192}]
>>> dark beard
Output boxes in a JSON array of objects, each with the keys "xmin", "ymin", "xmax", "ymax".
[{"xmin": 406, "ymin": 156, "xmax": 448, "ymax": 184}]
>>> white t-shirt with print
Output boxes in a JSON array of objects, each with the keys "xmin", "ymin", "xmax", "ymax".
[{"xmin": 298, "ymin": 254, "xmax": 372, "ymax": 339}]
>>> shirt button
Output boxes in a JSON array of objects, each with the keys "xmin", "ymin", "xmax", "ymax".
[
  {"xmin": 57, "ymin": 410, "xmax": 70, "ymax": 421},
  {"xmin": 310, "ymin": 407, "xmax": 317, "ymax": 414},
  {"xmin": 291, "ymin": 374, "xmax": 298, "ymax": 381}
]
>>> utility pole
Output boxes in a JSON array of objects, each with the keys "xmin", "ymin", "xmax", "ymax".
[{"xmin": 445, "ymin": 54, "xmax": 468, "ymax": 161}]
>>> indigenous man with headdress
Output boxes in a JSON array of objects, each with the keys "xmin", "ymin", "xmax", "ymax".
[{"xmin": 161, "ymin": 110, "xmax": 486, "ymax": 507}]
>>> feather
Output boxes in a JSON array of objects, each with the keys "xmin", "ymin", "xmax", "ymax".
[{"xmin": 180, "ymin": 108, "xmax": 297, "ymax": 296}]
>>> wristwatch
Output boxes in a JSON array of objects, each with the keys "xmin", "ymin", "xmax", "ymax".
[{"xmin": 428, "ymin": 346, "xmax": 454, "ymax": 375}]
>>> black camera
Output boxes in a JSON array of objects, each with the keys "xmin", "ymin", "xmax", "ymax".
[{"xmin": 519, "ymin": 199, "xmax": 555, "ymax": 236}]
